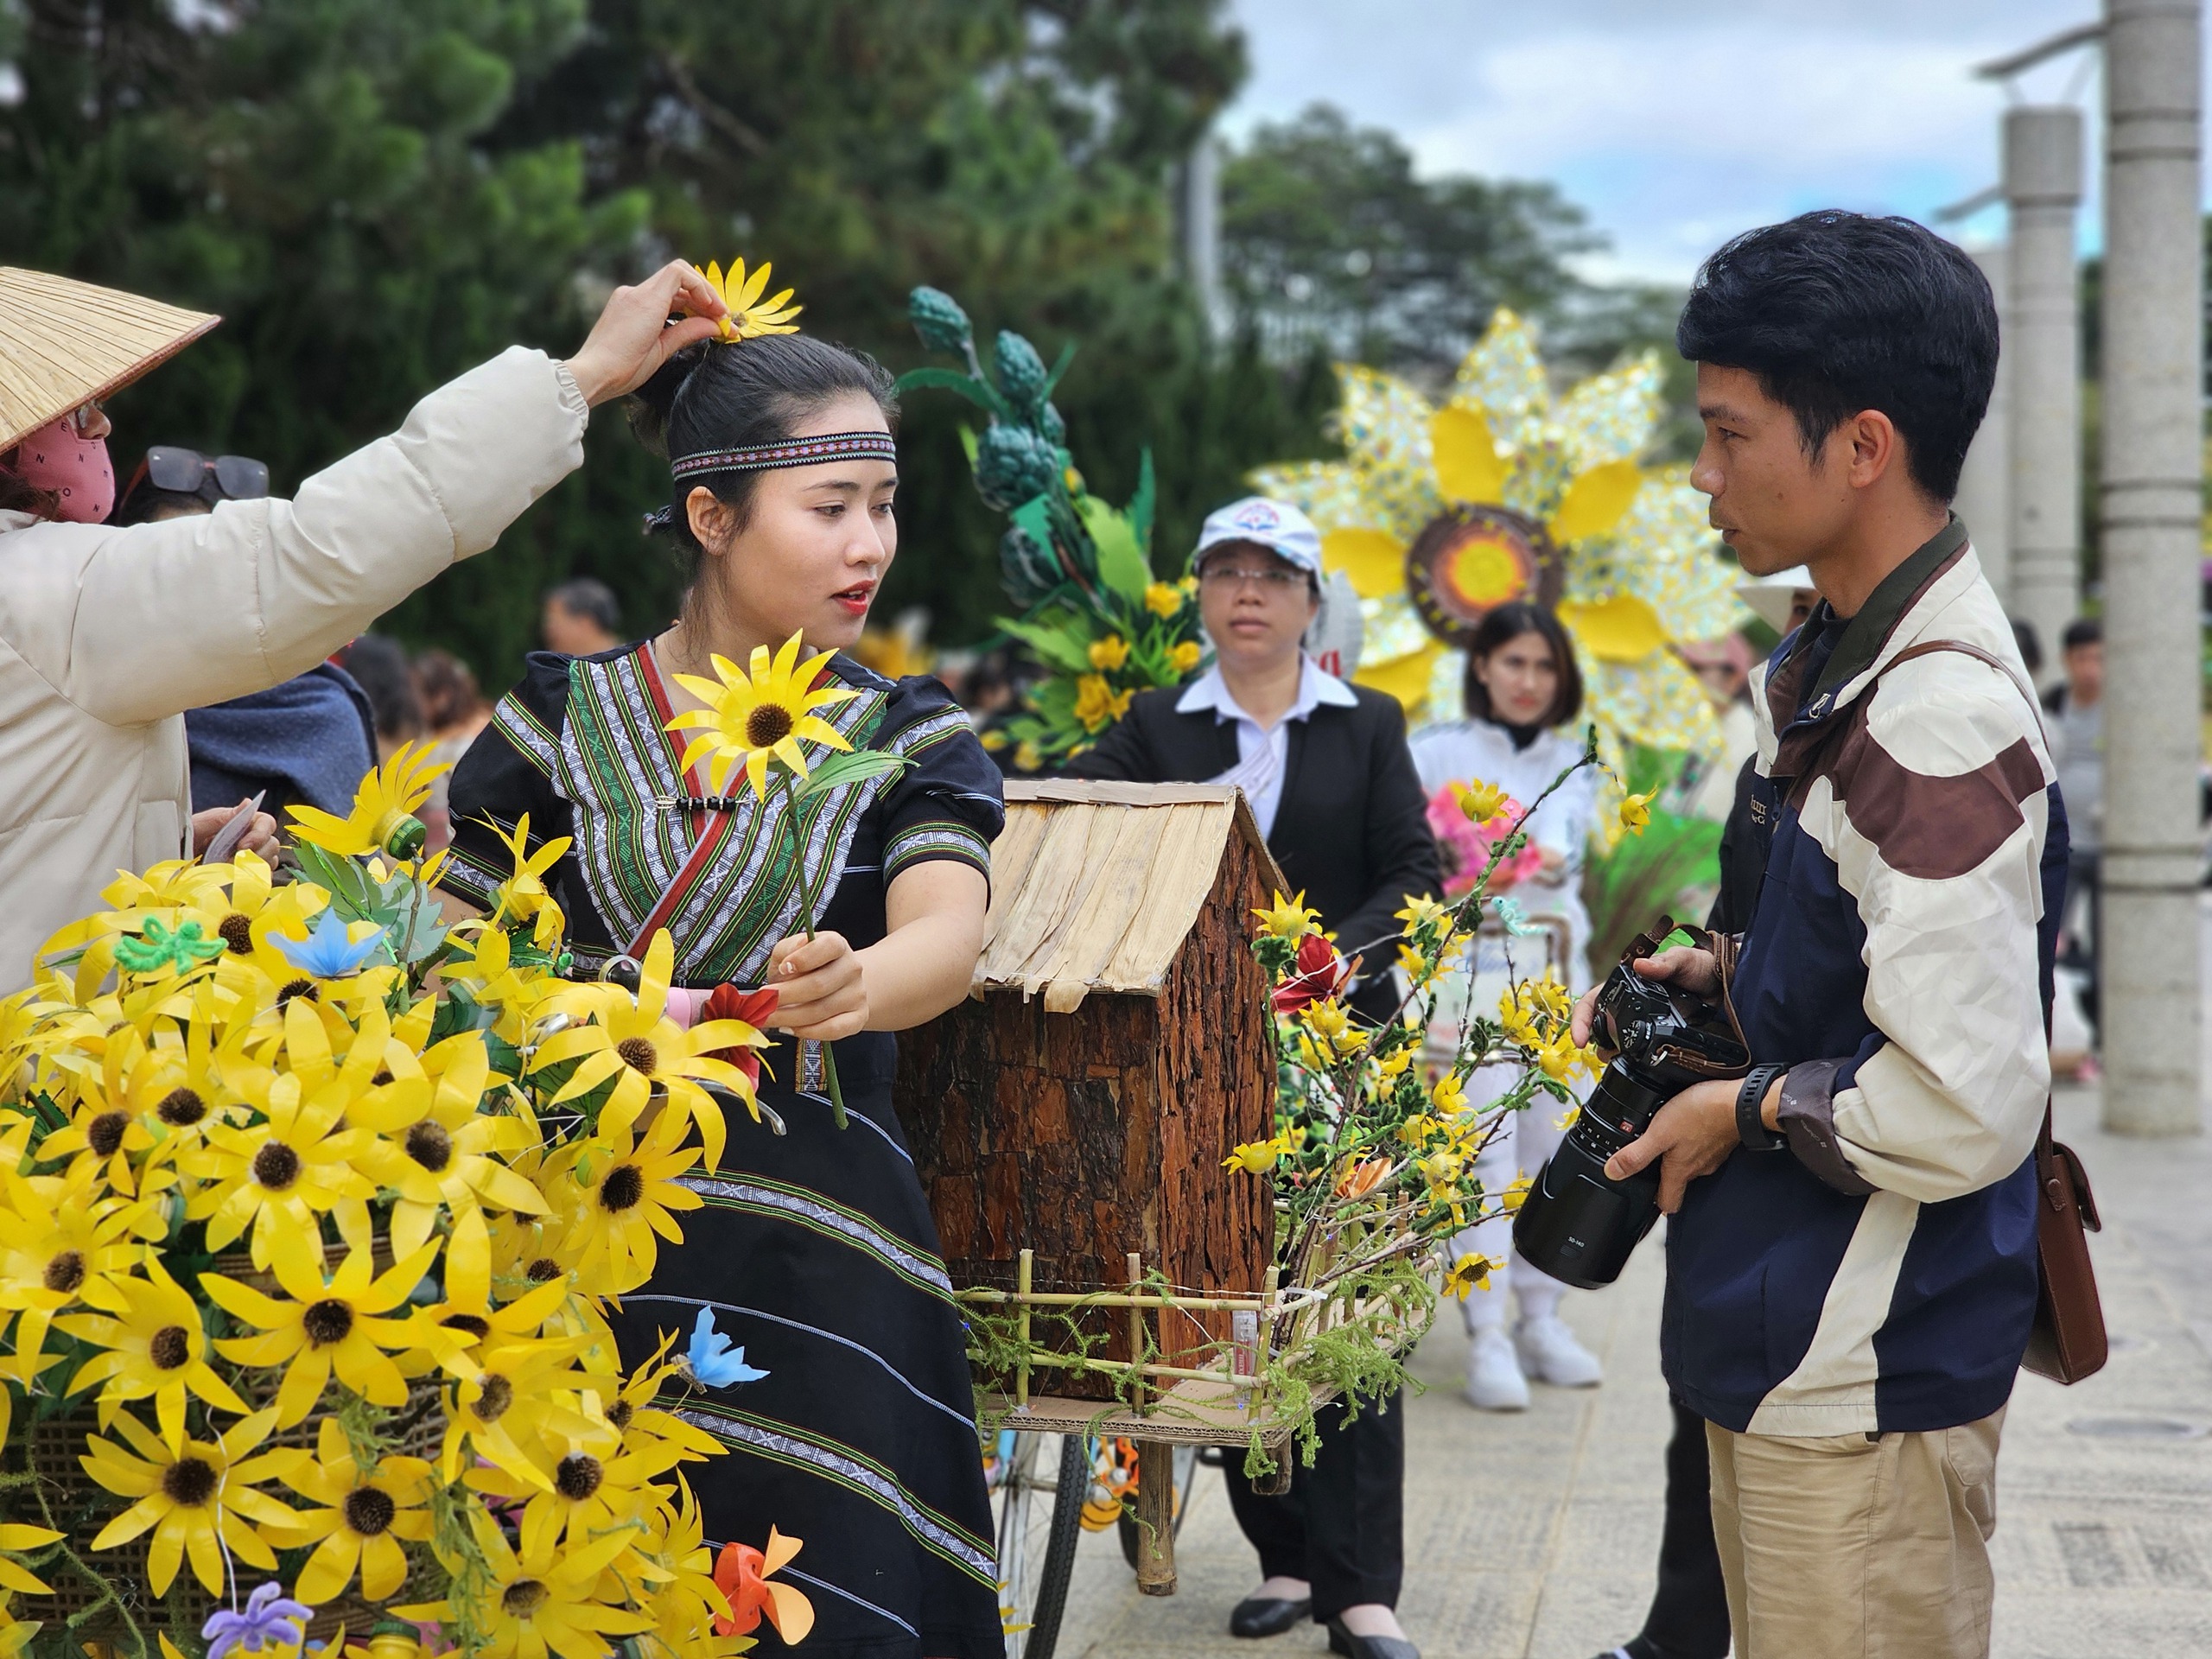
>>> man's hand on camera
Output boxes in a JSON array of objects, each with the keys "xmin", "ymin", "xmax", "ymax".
[
  {"xmin": 1604, "ymin": 1072, "xmax": 1785, "ymax": 1213},
  {"xmin": 1568, "ymin": 944, "xmax": 1722, "ymax": 1047}
]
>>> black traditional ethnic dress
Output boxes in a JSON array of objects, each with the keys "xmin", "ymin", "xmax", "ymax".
[{"xmin": 440, "ymin": 644, "xmax": 1006, "ymax": 1659}]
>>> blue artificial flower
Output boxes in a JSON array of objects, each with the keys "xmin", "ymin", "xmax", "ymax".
[
  {"xmin": 1492, "ymin": 895, "xmax": 1536, "ymax": 937},
  {"xmin": 689, "ymin": 1306, "xmax": 770, "ymax": 1388},
  {"xmin": 271, "ymin": 907, "xmax": 386, "ymax": 978},
  {"xmin": 202, "ymin": 1581, "xmax": 311, "ymax": 1659}
]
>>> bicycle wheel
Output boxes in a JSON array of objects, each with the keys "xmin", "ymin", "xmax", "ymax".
[
  {"xmin": 1116, "ymin": 1443, "xmax": 1199, "ymax": 1571},
  {"xmin": 995, "ymin": 1431, "xmax": 1088, "ymax": 1659}
]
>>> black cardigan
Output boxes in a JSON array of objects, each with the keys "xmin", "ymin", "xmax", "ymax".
[{"xmin": 1064, "ymin": 682, "xmax": 1441, "ymax": 1009}]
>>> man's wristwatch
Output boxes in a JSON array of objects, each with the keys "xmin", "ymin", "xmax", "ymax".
[{"xmin": 1737, "ymin": 1064, "xmax": 1790, "ymax": 1152}]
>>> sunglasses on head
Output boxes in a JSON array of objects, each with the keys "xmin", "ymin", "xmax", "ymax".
[{"xmin": 129, "ymin": 446, "xmax": 270, "ymax": 503}]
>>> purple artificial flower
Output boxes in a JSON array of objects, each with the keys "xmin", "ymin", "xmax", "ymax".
[{"xmin": 201, "ymin": 1581, "xmax": 313, "ymax": 1659}]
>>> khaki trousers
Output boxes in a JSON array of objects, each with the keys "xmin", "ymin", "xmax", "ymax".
[{"xmin": 1706, "ymin": 1408, "xmax": 2004, "ymax": 1659}]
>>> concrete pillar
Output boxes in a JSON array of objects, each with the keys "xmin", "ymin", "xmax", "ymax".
[
  {"xmin": 2004, "ymin": 105, "xmax": 2084, "ymax": 671},
  {"xmin": 2099, "ymin": 0, "xmax": 2202, "ymax": 1136},
  {"xmin": 1175, "ymin": 136, "xmax": 1224, "ymax": 341},
  {"xmin": 1954, "ymin": 245, "xmax": 2013, "ymax": 610}
]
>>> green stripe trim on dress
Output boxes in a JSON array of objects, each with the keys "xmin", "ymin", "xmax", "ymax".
[
  {"xmin": 682, "ymin": 1173, "xmax": 956, "ymax": 1301},
  {"xmin": 669, "ymin": 1402, "xmax": 999, "ymax": 1587}
]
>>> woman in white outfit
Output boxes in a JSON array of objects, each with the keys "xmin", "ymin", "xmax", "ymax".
[{"xmin": 1408, "ymin": 601, "xmax": 1605, "ymax": 1411}]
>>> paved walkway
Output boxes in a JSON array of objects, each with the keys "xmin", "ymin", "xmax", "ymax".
[{"xmin": 1054, "ymin": 1081, "xmax": 2212, "ymax": 1658}]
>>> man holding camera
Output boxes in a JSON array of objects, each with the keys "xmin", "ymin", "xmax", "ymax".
[{"xmin": 1573, "ymin": 213, "xmax": 2067, "ymax": 1659}]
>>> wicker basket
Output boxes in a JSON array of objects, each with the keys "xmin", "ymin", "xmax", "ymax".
[
  {"xmin": 11, "ymin": 1375, "xmax": 445, "ymax": 1643},
  {"xmin": 9, "ymin": 1245, "xmax": 450, "ymax": 1645}
]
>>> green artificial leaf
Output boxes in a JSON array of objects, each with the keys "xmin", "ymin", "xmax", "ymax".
[
  {"xmin": 428, "ymin": 982, "xmax": 486, "ymax": 1045},
  {"xmin": 288, "ymin": 842, "xmax": 377, "ymax": 918},
  {"xmin": 1009, "ymin": 494, "xmax": 1058, "ymax": 572},
  {"xmin": 892, "ymin": 366, "xmax": 1014, "ymax": 423},
  {"xmin": 794, "ymin": 748, "xmax": 916, "ymax": 803},
  {"xmin": 1128, "ymin": 448, "xmax": 1157, "ymax": 555},
  {"xmin": 1077, "ymin": 495, "xmax": 1152, "ymax": 602},
  {"xmin": 997, "ymin": 614, "xmax": 1096, "ymax": 675},
  {"xmin": 1041, "ymin": 338, "xmax": 1077, "ymax": 399}
]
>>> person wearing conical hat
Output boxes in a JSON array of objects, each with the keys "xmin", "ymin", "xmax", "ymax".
[{"xmin": 0, "ymin": 261, "xmax": 728, "ymax": 989}]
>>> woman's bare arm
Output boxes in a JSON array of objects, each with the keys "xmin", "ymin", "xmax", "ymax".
[{"xmin": 767, "ymin": 861, "xmax": 989, "ymax": 1039}]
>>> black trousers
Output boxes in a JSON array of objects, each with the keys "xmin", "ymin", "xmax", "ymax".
[
  {"xmin": 1222, "ymin": 1389, "xmax": 1404, "ymax": 1621},
  {"xmin": 1634, "ymin": 1395, "xmax": 1732, "ymax": 1659}
]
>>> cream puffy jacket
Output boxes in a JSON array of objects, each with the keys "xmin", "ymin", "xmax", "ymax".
[{"xmin": 0, "ymin": 346, "xmax": 588, "ymax": 990}]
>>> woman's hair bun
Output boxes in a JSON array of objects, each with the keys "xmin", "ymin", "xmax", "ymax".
[{"xmin": 625, "ymin": 340, "xmax": 714, "ymax": 457}]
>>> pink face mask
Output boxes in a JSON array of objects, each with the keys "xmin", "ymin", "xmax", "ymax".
[{"xmin": 5, "ymin": 413, "xmax": 115, "ymax": 524}]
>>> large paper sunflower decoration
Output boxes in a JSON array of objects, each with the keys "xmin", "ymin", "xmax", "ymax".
[{"xmin": 1249, "ymin": 309, "xmax": 1743, "ymax": 794}]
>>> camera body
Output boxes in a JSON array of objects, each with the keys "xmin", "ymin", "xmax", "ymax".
[{"xmin": 1511, "ymin": 957, "xmax": 1750, "ymax": 1289}]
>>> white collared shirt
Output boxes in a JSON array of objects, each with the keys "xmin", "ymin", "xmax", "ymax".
[{"xmin": 1177, "ymin": 655, "xmax": 1360, "ymax": 838}]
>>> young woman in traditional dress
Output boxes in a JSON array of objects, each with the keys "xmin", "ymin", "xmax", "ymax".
[
  {"xmin": 438, "ymin": 333, "xmax": 1005, "ymax": 1659},
  {"xmin": 1407, "ymin": 601, "xmax": 1605, "ymax": 1411}
]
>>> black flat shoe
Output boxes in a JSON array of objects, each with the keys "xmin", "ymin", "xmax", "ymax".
[
  {"xmin": 1229, "ymin": 1596, "xmax": 1311, "ymax": 1637},
  {"xmin": 1326, "ymin": 1617, "xmax": 1420, "ymax": 1659}
]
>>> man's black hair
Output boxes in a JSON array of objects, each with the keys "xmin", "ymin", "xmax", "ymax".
[
  {"xmin": 546, "ymin": 576, "xmax": 622, "ymax": 634},
  {"xmin": 1676, "ymin": 210, "xmax": 1998, "ymax": 503},
  {"xmin": 2062, "ymin": 616, "xmax": 2102, "ymax": 652}
]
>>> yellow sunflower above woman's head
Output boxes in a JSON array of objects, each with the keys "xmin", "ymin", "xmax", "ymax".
[
  {"xmin": 701, "ymin": 257, "xmax": 803, "ymax": 342},
  {"xmin": 665, "ymin": 631, "xmax": 858, "ymax": 800}
]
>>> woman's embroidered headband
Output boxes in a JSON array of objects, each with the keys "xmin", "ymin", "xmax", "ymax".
[{"xmin": 669, "ymin": 430, "xmax": 899, "ymax": 480}]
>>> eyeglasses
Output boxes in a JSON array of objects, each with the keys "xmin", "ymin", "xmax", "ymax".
[
  {"xmin": 129, "ymin": 446, "xmax": 270, "ymax": 504},
  {"xmin": 1198, "ymin": 564, "xmax": 1307, "ymax": 591}
]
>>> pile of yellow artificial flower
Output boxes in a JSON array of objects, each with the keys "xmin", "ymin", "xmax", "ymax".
[
  {"xmin": 0, "ymin": 746, "xmax": 799, "ymax": 1659},
  {"xmin": 1232, "ymin": 754, "xmax": 1602, "ymax": 1325}
]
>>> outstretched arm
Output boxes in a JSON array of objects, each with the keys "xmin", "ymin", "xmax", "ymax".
[{"xmin": 10, "ymin": 262, "xmax": 728, "ymax": 727}]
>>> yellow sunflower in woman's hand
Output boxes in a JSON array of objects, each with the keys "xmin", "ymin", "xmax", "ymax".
[
  {"xmin": 79, "ymin": 1406, "xmax": 303, "ymax": 1596},
  {"xmin": 665, "ymin": 631, "xmax": 857, "ymax": 800}
]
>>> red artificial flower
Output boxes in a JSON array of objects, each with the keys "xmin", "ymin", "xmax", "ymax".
[
  {"xmin": 1272, "ymin": 931, "xmax": 1354, "ymax": 1014},
  {"xmin": 702, "ymin": 982, "xmax": 780, "ymax": 1090},
  {"xmin": 712, "ymin": 1528, "xmax": 816, "ymax": 1642}
]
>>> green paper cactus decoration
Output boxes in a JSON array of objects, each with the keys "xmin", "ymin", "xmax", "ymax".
[{"xmin": 898, "ymin": 286, "xmax": 1207, "ymax": 771}]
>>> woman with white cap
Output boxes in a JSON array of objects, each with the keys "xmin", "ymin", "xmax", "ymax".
[
  {"xmin": 0, "ymin": 259, "xmax": 727, "ymax": 988},
  {"xmin": 1068, "ymin": 494, "xmax": 1438, "ymax": 1659}
]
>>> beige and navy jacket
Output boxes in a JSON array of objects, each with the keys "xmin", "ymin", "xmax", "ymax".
[{"xmin": 1663, "ymin": 520, "xmax": 2067, "ymax": 1437}]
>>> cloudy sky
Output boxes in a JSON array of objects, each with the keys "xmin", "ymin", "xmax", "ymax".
[{"xmin": 1223, "ymin": 1, "xmax": 2160, "ymax": 283}]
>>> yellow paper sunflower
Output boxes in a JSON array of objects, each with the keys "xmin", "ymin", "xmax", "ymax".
[
  {"xmin": 1249, "ymin": 308, "xmax": 1741, "ymax": 757},
  {"xmin": 701, "ymin": 256, "xmax": 803, "ymax": 342},
  {"xmin": 55, "ymin": 1256, "xmax": 250, "ymax": 1452},
  {"xmin": 664, "ymin": 630, "xmax": 859, "ymax": 800},
  {"xmin": 558, "ymin": 1103, "xmax": 705, "ymax": 1294},
  {"xmin": 79, "ymin": 1405, "xmax": 303, "ymax": 1596},
  {"xmin": 286, "ymin": 740, "xmax": 448, "ymax": 860},
  {"xmin": 267, "ymin": 1418, "xmax": 435, "ymax": 1605},
  {"xmin": 533, "ymin": 930, "xmax": 758, "ymax": 1161},
  {"xmin": 399, "ymin": 1510, "xmax": 654, "ymax": 1659},
  {"xmin": 201, "ymin": 1240, "xmax": 442, "ymax": 1426}
]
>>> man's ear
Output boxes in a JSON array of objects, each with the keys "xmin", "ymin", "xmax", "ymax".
[
  {"xmin": 686, "ymin": 485, "xmax": 734, "ymax": 552},
  {"xmin": 1844, "ymin": 409, "xmax": 1905, "ymax": 491}
]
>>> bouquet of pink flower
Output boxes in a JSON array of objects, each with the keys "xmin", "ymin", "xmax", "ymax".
[{"xmin": 1427, "ymin": 780, "xmax": 1545, "ymax": 898}]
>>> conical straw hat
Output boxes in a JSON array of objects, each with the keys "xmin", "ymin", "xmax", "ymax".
[{"xmin": 0, "ymin": 267, "xmax": 219, "ymax": 453}]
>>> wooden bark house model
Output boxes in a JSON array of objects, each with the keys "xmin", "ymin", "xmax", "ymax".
[{"xmin": 893, "ymin": 779, "xmax": 1283, "ymax": 1422}]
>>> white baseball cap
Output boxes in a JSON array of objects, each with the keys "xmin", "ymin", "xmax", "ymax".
[
  {"xmin": 1735, "ymin": 565, "xmax": 1817, "ymax": 632},
  {"xmin": 1194, "ymin": 495, "xmax": 1323, "ymax": 576}
]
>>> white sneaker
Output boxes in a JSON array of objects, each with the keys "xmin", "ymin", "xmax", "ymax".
[
  {"xmin": 1465, "ymin": 1327, "xmax": 1530, "ymax": 1411},
  {"xmin": 1516, "ymin": 1313, "xmax": 1603, "ymax": 1387}
]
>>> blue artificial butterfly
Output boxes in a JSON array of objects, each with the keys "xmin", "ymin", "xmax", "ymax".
[
  {"xmin": 271, "ymin": 908, "xmax": 386, "ymax": 978},
  {"xmin": 688, "ymin": 1306, "xmax": 770, "ymax": 1388}
]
